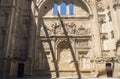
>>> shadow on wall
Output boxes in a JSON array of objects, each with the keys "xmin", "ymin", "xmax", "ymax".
[{"xmin": 39, "ymin": 15, "xmax": 81, "ymax": 78}]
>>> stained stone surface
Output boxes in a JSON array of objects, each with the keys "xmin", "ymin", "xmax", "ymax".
[{"xmin": 0, "ymin": 0, "xmax": 120, "ymax": 78}]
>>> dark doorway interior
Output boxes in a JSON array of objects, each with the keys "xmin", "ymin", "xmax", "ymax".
[
  {"xmin": 17, "ymin": 63, "xmax": 24, "ymax": 78},
  {"xmin": 106, "ymin": 63, "xmax": 113, "ymax": 77}
]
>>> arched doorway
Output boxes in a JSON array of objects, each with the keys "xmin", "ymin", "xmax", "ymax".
[
  {"xmin": 57, "ymin": 41, "xmax": 74, "ymax": 71},
  {"xmin": 106, "ymin": 63, "xmax": 113, "ymax": 77},
  {"xmin": 17, "ymin": 63, "xmax": 24, "ymax": 78}
]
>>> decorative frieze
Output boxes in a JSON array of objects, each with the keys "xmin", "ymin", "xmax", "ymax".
[{"xmin": 40, "ymin": 22, "xmax": 91, "ymax": 37}]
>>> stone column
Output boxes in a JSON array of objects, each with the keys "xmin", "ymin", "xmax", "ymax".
[
  {"xmin": 113, "ymin": 0, "xmax": 120, "ymax": 56},
  {"xmin": 2, "ymin": 0, "xmax": 17, "ymax": 78},
  {"xmin": 113, "ymin": 0, "xmax": 120, "ymax": 38},
  {"xmin": 113, "ymin": 0, "xmax": 120, "ymax": 76}
]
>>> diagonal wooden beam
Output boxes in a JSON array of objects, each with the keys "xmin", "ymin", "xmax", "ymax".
[
  {"xmin": 57, "ymin": 10, "xmax": 81, "ymax": 78},
  {"xmin": 41, "ymin": 20, "xmax": 59, "ymax": 78}
]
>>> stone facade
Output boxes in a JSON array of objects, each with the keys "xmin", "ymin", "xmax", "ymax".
[{"xmin": 0, "ymin": 0, "xmax": 120, "ymax": 78}]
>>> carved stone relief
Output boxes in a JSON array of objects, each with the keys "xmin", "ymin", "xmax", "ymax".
[
  {"xmin": 98, "ymin": 5, "xmax": 116, "ymax": 51},
  {"xmin": 97, "ymin": 0, "xmax": 104, "ymax": 11},
  {"xmin": 40, "ymin": 22, "xmax": 91, "ymax": 36}
]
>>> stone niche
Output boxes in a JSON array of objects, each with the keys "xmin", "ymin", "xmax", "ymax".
[{"xmin": 57, "ymin": 40, "xmax": 76, "ymax": 77}]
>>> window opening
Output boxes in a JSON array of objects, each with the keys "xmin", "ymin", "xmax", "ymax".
[
  {"xmin": 53, "ymin": 3, "xmax": 58, "ymax": 15},
  {"xmin": 60, "ymin": 2, "xmax": 66, "ymax": 15},
  {"xmin": 69, "ymin": 3, "xmax": 74, "ymax": 15}
]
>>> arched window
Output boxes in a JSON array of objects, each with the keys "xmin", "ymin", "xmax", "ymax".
[
  {"xmin": 69, "ymin": 3, "xmax": 74, "ymax": 15},
  {"xmin": 60, "ymin": 2, "xmax": 66, "ymax": 15},
  {"xmin": 53, "ymin": 3, "xmax": 58, "ymax": 15}
]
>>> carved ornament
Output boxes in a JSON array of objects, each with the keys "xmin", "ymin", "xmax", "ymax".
[{"xmin": 40, "ymin": 22, "xmax": 91, "ymax": 37}]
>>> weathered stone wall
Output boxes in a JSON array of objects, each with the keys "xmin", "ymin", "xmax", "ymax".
[{"xmin": 1, "ymin": 0, "xmax": 120, "ymax": 78}]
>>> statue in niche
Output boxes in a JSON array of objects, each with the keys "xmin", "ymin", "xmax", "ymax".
[
  {"xmin": 99, "ymin": 18, "xmax": 106, "ymax": 33},
  {"xmin": 108, "ymin": 11, "xmax": 112, "ymax": 21},
  {"xmin": 105, "ymin": 6, "xmax": 112, "ymax": 21},
  {"xmin": 54, "ymin": 22, "xmax": 59, "ymax": 34},
  {"xmin": 101, "ymin": 22, "xmax": 107, "ymax": 33},
  {"xmin": 65, "ymin": 23, "xmax": 71, "ymax": 34},
  {"xmin": 104, "ymin": 6, "xmax": 113, "ymax": 32},
  {"xmin": 47, "ymin": 28, "xmax": 51, "ymax": 35},
  {"xmin": 111, "ymin": 31, "xmax": 114, "ymax": 38},
  {"xmin": 71, "ymin": 23, "xmax": 76, "ymax": 34},
  {"xmin": 101, "ymin": 35, "xmax": 109, "ymax": 50},
  {"xmin": 110, "ymin": 31, "xmax": 116, "ymax": 50},
  {"xmin": 56, "ymin": 24, "xmax": 64, "ymax": 35},
  {"xmin": 97, "ymin": 2, "xmax": 104, "ymax": 11},
  {"xmin": 56, "ymin": 25, "xmax": 62, "ymax": 35},
  {"xmin": 51, "ymin": 23, "xmax": 56, "ymax": 34}
]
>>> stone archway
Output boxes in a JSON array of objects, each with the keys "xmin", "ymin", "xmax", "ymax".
[
  {"xmin": 17, "ymin": 63, "xmax": 24, "ymax": 78},
  {"xmin": 57, "ymin": 41, "xmax": 75, "ymax": 76}
]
